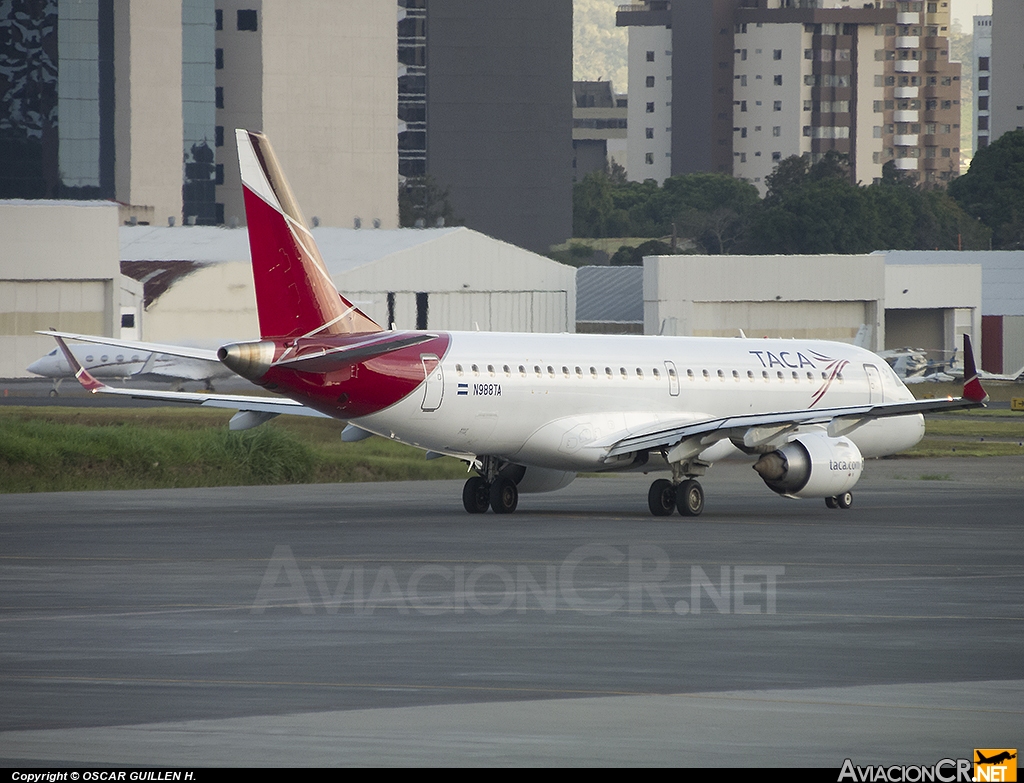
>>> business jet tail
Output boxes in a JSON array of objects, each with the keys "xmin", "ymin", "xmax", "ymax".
[{"xmin": 235, "ymin": 129, "xmax": 381, "ymax": 340}]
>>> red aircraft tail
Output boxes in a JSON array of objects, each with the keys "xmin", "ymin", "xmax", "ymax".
[
  {"xmin": 235, "ymin": 129, "xmax": 381, "ymax": 340},
  {"xmin": 962, "ymin": 334, "xmax": 988, "ymax": 404}
]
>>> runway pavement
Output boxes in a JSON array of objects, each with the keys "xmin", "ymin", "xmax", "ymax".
[{"xmin": 1, "ymin": 458, "xmax": 1022, "ymax": 766}]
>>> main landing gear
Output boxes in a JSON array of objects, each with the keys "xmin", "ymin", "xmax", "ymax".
[
  {"xmin": 824, "ymin": 492, "xmax": 853, "ymax": 510},
  {"xmin": 463, "ymin": 457, "xmax": 519, "ymax": 514},
  {"xmin": 647, "ymin": 476, "xmax": 705, "ymax": 517}
]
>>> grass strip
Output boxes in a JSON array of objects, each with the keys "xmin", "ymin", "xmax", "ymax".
[{"xmin": 0, "ymin": 407, "xmax": 466, "ymax": 493}]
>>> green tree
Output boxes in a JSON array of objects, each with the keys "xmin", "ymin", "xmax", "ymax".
[
  {"xmin": 609, "ymin": 239, "xmax": 680, "ymax": 266},
  {"xmin": 948, "ymin": 129, "xmax": 1024, "ymax": 249}
]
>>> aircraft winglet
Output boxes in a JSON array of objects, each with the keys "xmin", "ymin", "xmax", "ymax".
[
  {"xmin": 962, "ymin": 334, "xmax": 988, "ymax": 403},
  {"xmin": 51, "ymin": 330, "xmax": 104, "ymax": 392}
]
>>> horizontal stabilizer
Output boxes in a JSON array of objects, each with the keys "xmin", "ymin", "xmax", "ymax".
[
  {"xmin": 273, "ymin": 332, "xmax": 438, "ymax": 373},
  {"xmin": 48, "ymin": 333, "xmax": 328, "ymax": 419}
]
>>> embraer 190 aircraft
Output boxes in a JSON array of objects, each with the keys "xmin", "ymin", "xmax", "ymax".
[{"xmin": 48, "ymin": 129, "xmax": 989, "ymax": 517}]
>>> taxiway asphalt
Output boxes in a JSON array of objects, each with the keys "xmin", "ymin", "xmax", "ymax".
[{"xmin": 1, "ymin": 458, "xmax": 1022, "ymax": 766}]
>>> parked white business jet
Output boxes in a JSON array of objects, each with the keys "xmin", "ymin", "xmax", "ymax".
[
  {"xmin": 47, "ymin": 129, "xmax": 989, "ymax": 517},
  {"xmin": 27, "ymin": 340, "xmax": 233, "ymax": 395}
]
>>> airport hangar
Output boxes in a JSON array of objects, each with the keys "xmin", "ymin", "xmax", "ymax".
[
  {"xmin": 0, "ymin": 200, "xmax": 143, "ymax": 379},
  {"xmin": 638, "ymin": 253, "xmax": 987, "ymax": 365},
  {"xmin": 118, "ymin": 224, "xmax": 577, "ymax": 344},
  {"xmin": 881, "ymin": 250, "xmax": 1024, "ymax": 375}
]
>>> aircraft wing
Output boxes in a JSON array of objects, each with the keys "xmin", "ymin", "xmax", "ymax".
[
  {"xmin": 50, "ymin": 334, "xmax": 329, "ymax": 419},
  {"xmin": 603, "ymin": 395, "xmax": 981, "ymax": 458},
  {"xmin": 603, "ymin": 335, "xmax": 988, "ymax": 459},
  {"xmin": 39, "ymin": 330, "xmax": 221, "ymax": 362}
]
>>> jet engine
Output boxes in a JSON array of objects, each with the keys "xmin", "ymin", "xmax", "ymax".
[{"xmin": 752, "ymin": 432, "xmax": 862, "ymax": 498}]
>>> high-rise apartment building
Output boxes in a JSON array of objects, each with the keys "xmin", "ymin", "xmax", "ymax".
[
  {"xmin": 973, "ymin": 15, "xmax": 992, "ymax": 151},
  {"xmin": 214, "ymin": 1, "xmax": 398, "ymax": 229},
  {"xmin": 572, "ymin": 80, "xmax": 628, "ymax": 180},
  {"xmin": 397, "ymin": 0, "xmax": 573, "ymax": 254},
  {"xmin": 990, "ymin": 0, "xmax": 1024, "ymax": 140},
  {"xmin": 2, "ymin": 1, "xmax": 397, "ymax": 228},
  {"xmin": 1, "ymin": 0, "xmax": 194, "ymax": 221},
  {"xmin": 618, "ymin": 0, "xmax": 962, "ymax": 191}
]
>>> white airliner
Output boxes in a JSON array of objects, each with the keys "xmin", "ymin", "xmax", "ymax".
[
  {"xmin": 27, "ymin": 340, "xmax": 233, "ymax": 395},
  {"xmin": 47, "ymin": 129, "xmax": 989, "ymax": 517}
]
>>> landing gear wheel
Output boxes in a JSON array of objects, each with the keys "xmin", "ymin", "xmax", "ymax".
[
  {"xmin": 676, "ymin": 479, "xmax": 705, "ymax": 517},
  {"xmin": 489, "ymin": 477, "xmax": 519, "ymax": 514},
  {"xmin": 837, "ymin": 491, "xmax": 853, "ymax": 510},
  {"xmin": 648, "ymin": 479, "xmax": 676, "ymax": 516},
  {"xmin": 825, "ymin": 496, "xmax": 839, "ymax": 509},
  {"xmin": 48, "ymin": 389, "xmax": 59, "ymax": 397},
  {"xmin": 462, "ymin": 476, "xmax": 490, "ymax": 514}
]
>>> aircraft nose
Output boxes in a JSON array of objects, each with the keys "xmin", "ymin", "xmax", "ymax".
[{"xmin": 26, "ymin": 357, "xmax": 49, "ymax": 376}]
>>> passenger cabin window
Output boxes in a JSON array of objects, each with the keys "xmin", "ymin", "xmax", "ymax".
[{"xmin": 471, "ymin": 364, "xmax": 479, "ymax": 376}]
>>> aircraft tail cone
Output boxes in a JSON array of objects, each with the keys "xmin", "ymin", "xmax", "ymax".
[{"xmin": 218, "ymin": 341, "xmax": 275, "ymax": 381}]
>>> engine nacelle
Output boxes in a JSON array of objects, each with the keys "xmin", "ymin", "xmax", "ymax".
[
  {"xmin": 500, "ymin": 464, "xmax": 577, "ymax": 494},
  {"xmin": 752, "ymin": 432, "xmax": 863, "ymax": 499}
]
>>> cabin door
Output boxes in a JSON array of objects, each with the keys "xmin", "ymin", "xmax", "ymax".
[
  {"xmin": 864, "ymin": 364, "xmax": 883, "ymax": 404},
  {"xmin": 421, "ymin": 354, "xmax": 443, "ymax": 411}
]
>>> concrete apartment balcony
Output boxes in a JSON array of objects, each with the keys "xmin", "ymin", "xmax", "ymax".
[
  {"xmin": 895, "ymin": 61, "xmax": 920, "ymax": 73},
  {"xmin": 895, "ymin": 36, "xmax": 920, "ymax": 48},
  {"xmin": 894, "ymin": 86, "xmax": 919, "ymax": 99},
  {"xmin": 896, "ymin": 12, "xmax": 921, "ymax": 24},
  {"xmin": 894, "ymin": 158, "xmax": 917, "ymax": 170},
  {"xmin": 894, "ymin": 134, "xmax": 918, "ymax": 146},
  {"xmin": 893, "ymin": 110, "xmax": 919, "ymax": 122}
]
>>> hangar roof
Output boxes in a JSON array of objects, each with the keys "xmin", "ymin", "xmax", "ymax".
[{"xmin": 120, "ymin": 225, "xmax": 464, "ymax": 270}]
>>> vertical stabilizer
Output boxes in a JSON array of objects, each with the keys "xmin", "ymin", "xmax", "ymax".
[{"xmin": 236, "ymin": 129, "xmax": 381, "ymax": 339}]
